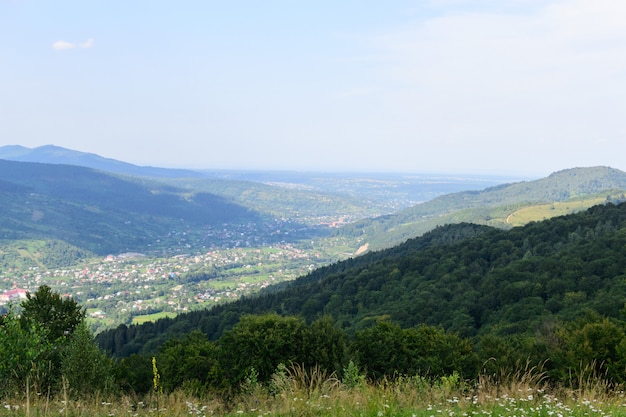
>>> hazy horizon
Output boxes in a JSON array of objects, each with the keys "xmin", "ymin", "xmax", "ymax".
[
  {"xmin": 2, "ymin": 1, "xmax": 625, "ymax": 177},
  {"xmin": 2, "ymin": 143, "xmax": 538, "ymax": 181}
]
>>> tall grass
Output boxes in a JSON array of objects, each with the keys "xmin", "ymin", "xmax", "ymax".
[{"xmin": 2, "ymin": 364, "xmax": 625, "ymax": 416}]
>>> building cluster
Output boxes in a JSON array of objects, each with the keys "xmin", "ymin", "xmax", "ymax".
[
  {"xmin": 0, "ymin": 243, "xmax": 319, "ymax": 330},
  {"xmin": 0, "ymin": 286, "xmax": 27, "ymax": 304}
]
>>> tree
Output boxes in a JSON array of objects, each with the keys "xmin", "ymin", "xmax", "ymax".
[
  {"xmin": 218, "ymin": 314, "xmax": 308, "ymax": 388},
  {"xmin": 353, "ymin": 320, "xmax": 476, "ymax": 380},
  {"xmin": 60, "ymin": 322, "xmax": 115, "ymax": 396},
  {"xmin": 0, "ymin": 306, "xmax": 50, "ymax": 397},
  {"xmin": 303, "ymin": 316, "xmax": 348, "ymax": 377},
  {"xmin": 20, "ymin": 285, "xmax": 85, "ymax": 343},
  {"xmin": 353, "ymin": 320, "xmax": 406, "ymax": 380},
  {"xmin": 19, "ymin": 285, "xmax": 86, "ymax": 394},
  {"xmin": 115, "ymin": 354, "xmax": 153, "ymax": 394},
  {"xmin": 158, "ymin": 330, "xmax": 222, "ymax": 393},
  {"xmin": 552, "ymin": 315, "xmax": 626, "ymax": 384}
]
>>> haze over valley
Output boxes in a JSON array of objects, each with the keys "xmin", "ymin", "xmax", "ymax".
[
  {"xmin": 1, "ymin": 145, "xmax": 626, "ymax": 335},
  {"xmin": 0, "ymin": 145, "xmax": 518, "ymax": 332}
]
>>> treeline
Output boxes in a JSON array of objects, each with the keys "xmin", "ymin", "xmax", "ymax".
[
  {"xmin": 7, "ymin": 285, "xmax": 626, "ymax": 400},
  {"xmin": 116, "ymin": 311, "xmax": 626, "ymax": 396},
  {"xmin": 117, "ymin": 314, "xmax": 475, "ymax": 395}
]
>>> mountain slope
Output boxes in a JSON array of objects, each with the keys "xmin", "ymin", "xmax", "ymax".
[
  {"xmin": 0, "ymin": 145, "xmax": 205, "ymax": 178},
  {"xmin": 0, "ymin": 159, "xmax": 258, "ymax": 255},
  {"xmin": 0, "ymin": 145, "xmax": 394, "ymax": 224},
  {"xmin": 338, "ymin": 166, "xmax": 626, "ymax": 249},
  {"xmin": 97, "ymin": 202, "xmax": 626, "ymax": 356}
]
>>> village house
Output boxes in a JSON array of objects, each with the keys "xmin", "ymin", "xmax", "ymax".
[{"xmin": 0, "ymin": 288, "xmax": 28, "ymax": 304}]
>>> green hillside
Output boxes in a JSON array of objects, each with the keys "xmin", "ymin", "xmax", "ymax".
[
  {"xmin": 338, "ymin": 166, "xmax": 626, "ymax": 250},
  {"xmin": 0, "ymin": 239, "xmax": 92, "ymax": 270},
  {"xmin": 160, "ymin": 176, "xmax": 380, "ymax": 226},
  {"xmin": 0, "ymin": 159, "xmax": 259, "ymax": 255}
]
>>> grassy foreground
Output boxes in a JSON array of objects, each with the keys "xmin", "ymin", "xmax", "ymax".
[{"xmin": 2, "ymin": 368, "xmax": 625, "ymax": 417}]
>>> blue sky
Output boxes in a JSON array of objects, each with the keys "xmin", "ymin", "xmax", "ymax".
[{"xmin": 1, "ymin": 1, "xmax": 625, "ymax": 176}]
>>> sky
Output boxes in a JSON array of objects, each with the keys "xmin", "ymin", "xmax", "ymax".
[{"xmin": 1, "ymin": 1, "xmax": 625, "ymax": 176}]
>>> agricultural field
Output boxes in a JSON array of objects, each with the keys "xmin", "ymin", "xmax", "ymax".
[{"xmin": 505, "ymin": 196, "xmax": 616, "ymax": 226}]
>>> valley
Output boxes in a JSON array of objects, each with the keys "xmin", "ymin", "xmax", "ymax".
[
  {"xmin": 0, "ymin": 220, "xmax": 361, "ymax": 334},
  {"xmin": 3, "ymin": 150, "xmax": 626, "ymax": 337},
  {"xmin": 4, "ymin": 242, "xmax": 326, "ymax": 334},
  {"xmin": 4, "ymin": 150, "xmax": 626, "ymax": 404},
  {"xmin": 0, "ymin": 147, "xmax": 524, "ymax": 332}
]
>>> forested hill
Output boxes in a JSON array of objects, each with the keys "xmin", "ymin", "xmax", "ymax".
[
  {"xmin": 338, "ymin": 166, "xmax": 626, "ymax": 249},
  {"xmin": 0, "ymin": 159, "xmax": 258, "ymax": 254},
  {"xmin": 97, "ymin": 202, "xmax": 626, "ymax": 357}
]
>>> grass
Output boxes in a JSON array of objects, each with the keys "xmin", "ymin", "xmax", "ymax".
[
  {"xmin": 506, "ymin": 200, "xmax": 604, "ymax": 226},
  {"xmin": 504, "ymin": 194, "xmax": 623, "ymax": 227},
  {"xmin": 3, "ymin": 365, "xmax": 626, "ymax": 417},
  {"xmin": 131, "ymin": 311, "xmax": 177, "ymax": 324}
]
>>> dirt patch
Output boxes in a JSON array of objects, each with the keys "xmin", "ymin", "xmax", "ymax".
[{"xmin": 355, "ymin": 243, "xmax": 369, "ymax": 255}]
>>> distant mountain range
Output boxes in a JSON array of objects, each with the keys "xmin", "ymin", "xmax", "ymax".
[
  {"xmin": 3, "ymin": 144, "xmax": 626, "ymax": 262},
  {"xmin": 0, "ymin": 145, "xmax": 206, "ymax": 178},
  {"xmin": 0, "ymin": 145, "xmax": 511, "ymax": 213}
]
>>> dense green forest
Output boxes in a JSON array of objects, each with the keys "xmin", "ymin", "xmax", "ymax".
[{"xmin": 90, "ymin": 202, "xmax": 626, "ymax": 392}]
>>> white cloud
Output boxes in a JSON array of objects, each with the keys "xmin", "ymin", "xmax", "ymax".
[
  {"xmin": 79, "ymin": 38, "xmax": 95, "ymax": 48},
  {"xmin": 363, "ymin": 0, "xmax": 626, "ymax": 151},
  {"xmin": 52, "ymin": 38, "xmax": 95, "ymax": 50},
  {"xmin": 52, "ymin": 40, "xmax": 75, "ymax": 50}
]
